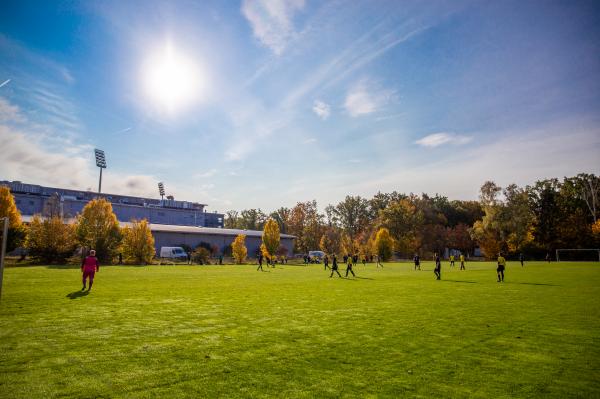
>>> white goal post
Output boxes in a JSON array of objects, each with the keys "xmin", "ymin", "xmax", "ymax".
[{"xmin": 556, "ymin": 249, "xmax": 600, "ymax": 262}]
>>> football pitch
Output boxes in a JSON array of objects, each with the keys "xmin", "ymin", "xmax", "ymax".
[{"xmin": 0, "ymin": 261, "xmax": 599, "ymax": 398}]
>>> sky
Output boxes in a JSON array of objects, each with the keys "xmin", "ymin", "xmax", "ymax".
[{"xmin": 0, "ymin": 0, "xmax": 599, "ymax": 213}]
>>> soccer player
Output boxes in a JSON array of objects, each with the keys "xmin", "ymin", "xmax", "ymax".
[
  {"xmin": 460, "ymin": 254, "xmax": 466, "ymax": 270},
  {"xmin": 346, "ymin": 254, "xmax": 356, "ymax": 277},
  {"xmin": 450, "ymin": 254, "xmax": 455, "ymax": 267},
  {"xmin": 497, "ymin": 253, "xmax": 506, "ymax": 282},
  {"xmin": 257, "ymin": 253, "xmax": 264, "ymax": 271},
  {"xmin": 81, "ymin": 249, "xmax": 99, "ymax": 291},
  {"xmin": 376, "ymin": 254, "xmax": 383, "ymax": 268},
  {"xmin": 324, "ymin": 254, "xmax": 330, "ymax": 270},
  {"xmin": 330, "ymin": 254, "xmax": 342, "ymax": 278},
  {"xmin": 519, "ymin": 253, "xmax": 524, "ymax": 267},
  {"xmin": 362, "ymin": 255, "xmax": 367, "ymax": 267},
  {"xmin": 434, "ymin": 253, "xmax": 441, "ymax": 280},
  {"xmin": 413, "ymin": 254, "xmax": 420, "ymax": 270}
]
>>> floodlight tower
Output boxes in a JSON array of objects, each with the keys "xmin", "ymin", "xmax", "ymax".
[
  {"xmin": 94, "ymin": 149, "xmax": 107, "ymax": 193},
  {"xmin": 158, "ymin": 182, "xmax": 165, "ymax": 200}
]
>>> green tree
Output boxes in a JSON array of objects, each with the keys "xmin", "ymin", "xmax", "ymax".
[
  {"xmin": 121, "ymin": 219, "xmax": 155, "ymax": 264},
  {"xmin": 75, "ymin": 198, "xmax": 121, "ymax": 263}
]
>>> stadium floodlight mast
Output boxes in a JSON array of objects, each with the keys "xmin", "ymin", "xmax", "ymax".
[
  {"xmin": 94, "ymin": 149, "xmax": 107, "ymax": 193},
  {"xmin": 158, "ymin": 182, "xmax": 165, "ymax": 200},
  {"xmin": 0, "ymin": 217, "xmax": 8, "ymax": 302}
]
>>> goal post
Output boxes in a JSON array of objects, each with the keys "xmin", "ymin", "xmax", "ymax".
[{"xmin": 556, "ymin": 249, "xmax": 600, "ymax": 262}]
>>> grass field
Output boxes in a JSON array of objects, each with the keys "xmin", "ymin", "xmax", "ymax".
[{"xmin": 1, "ymin": 261, "xmax": 599, "ymax": 398}]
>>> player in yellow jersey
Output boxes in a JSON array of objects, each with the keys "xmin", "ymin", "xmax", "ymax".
[
  {"xmin": 450, "ymin": 254, "xmax": 455, "ymax": 267},
  {"xmin": 460, "ymin": 254, "xmax": 465, "ymax": 270},
  {"xmin": 497, "ymin": 253, "xmax": 506, "ymax": 282}
]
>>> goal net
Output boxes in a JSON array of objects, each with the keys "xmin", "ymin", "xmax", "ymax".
[{"xmin": 556, "ymin": 249, "xmax": 600, "ymax": 262}]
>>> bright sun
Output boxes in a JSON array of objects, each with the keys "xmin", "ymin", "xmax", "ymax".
[{"xmin": 142, "ymin": 43, "xmax": 204, "ymax": 113}]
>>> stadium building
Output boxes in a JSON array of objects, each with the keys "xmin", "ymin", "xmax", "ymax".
[{"xmin": 2, "ymin": 180, "xmax": 295, "ymax": 257}]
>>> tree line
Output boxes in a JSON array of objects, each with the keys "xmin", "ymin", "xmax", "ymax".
[{"xmin": 224, "ymin": 173, "xmax": 600, "ymax": 260}]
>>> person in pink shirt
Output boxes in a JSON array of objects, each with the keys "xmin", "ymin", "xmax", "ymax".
[{"xmin": 81, "ymin": 249, "xmax": 100, "ymax": 291}]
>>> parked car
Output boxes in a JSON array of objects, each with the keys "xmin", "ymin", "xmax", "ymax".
[{"xmin": 159, "ymin": 247, "xmax": 188, "ymax": 263}]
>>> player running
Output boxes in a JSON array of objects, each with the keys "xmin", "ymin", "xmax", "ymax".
[
  {"xmin": 257, "ymin": 253, "xmax": 264, "ymax": 271},
  {"xmin": 81, "ymin": 249, "xmax": 99, "ymax": 291},
  {"xmin": 345, "ymin": 254, "xmax": 356, "ymax": 277},
  {"xmin": 324, "ymin": 254, "xmax": 330, "ymax": 270},
  {"xmin": 413, "ymin": 254, "xmax": 420, "ymax": 270},
  {"xmin": 376, "ymin": 254, "xmax": 383, "ymax": 268},
  {"xmin": 330, "ymin": 254, "xmax": 342, "ymax": 278},
  {"xmin": 460, "ymin": 254, "xmax": 466, "ymax": 270},
  {"xmin": 497, "ymin": 253, "xmax": 506, "ymax": 282},
  {"xmin": 434, "ymin": 253, "xmax": 441, "ymax": 280}
]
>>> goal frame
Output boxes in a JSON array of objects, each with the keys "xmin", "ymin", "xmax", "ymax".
[{"xmin": 556, "ymin": 249, "xmax": 600, "ymax": 262}]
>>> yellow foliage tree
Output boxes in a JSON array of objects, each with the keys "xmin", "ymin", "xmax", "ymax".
[
  {"xmin": 374, "ymin": 227, "xmax": 393, "ymax": 261},
  {"xmin": 262, "ymin": 218, "xmax": 280, "ymax": 258},
  {"xmin": 231, "ymin": 234, "xmax": 247, "ymax": 264},
  {"xmin": 75, "ymin": 198, "xmax": 121, "ymax": 263},
  {"xmin": 121, "ymin": 219, "xmax": 155, "ymax": 265},
  {"xmin": 0, "ymin": 186, "xmax": 26, "ymax": 252},
  {"xmin": 26, "ymin": 215, "xmax": 77, "ymax": 263}
]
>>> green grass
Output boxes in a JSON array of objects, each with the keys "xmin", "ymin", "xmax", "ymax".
[{"xmin": 1, "ymin": 261, "xmax": 599, "ymax": 398}]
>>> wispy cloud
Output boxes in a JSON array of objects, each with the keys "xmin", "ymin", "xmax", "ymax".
[
  {"xmin": 241, "ymin": 0, "xmax": 305, "ymax": 55},
  {"xmin": 312, "ymin": 100, "xmax": 330, "ymax": 120},
  {"xmin": 114, "ymin": 127, "xmax": 132, "ymax": 134},
  {"xmin": 194, "ymin": 169, "xmax": 217, "ymax": 178},
  {"xmin": 303, "ymin": 137, "xmax": 317, "ymax": 144},
  {"xmin": 0, "ymin": 79, "xmax": 10, "ymax": 89},
  {"xmin": 415, "ymin": 132, "xmax": 472, "ymax": 148},
  {"xmin": 0, "ymin": 96, "xmax": 26, "ymax": 123},
  {"xmin": 344, "ymin": 79, "xmax": 395, "ymax": 117}
]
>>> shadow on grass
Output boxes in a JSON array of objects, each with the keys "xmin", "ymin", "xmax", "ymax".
[
  {"xmin": 66, "ymin": 290, "xmax": 90, "ymax": 299},
  {"xmin": 354, "ymin": 276, "xmax": 375, "ymax": 280},
  {"xmin": 443, "ymin": 280, "xmax": 477, "ymax": 284},
  {"xmin": 505, "ymin": 282, "xmax": 559, "ymax": 287}
]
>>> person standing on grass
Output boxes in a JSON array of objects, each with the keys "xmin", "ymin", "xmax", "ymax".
[
  {"xmin": 346, "ymin": 254, "xmax": 356, "ymax": 277},
  {"xmin": 329, "ymin": 254, "xmax": 342, "ymax": 277},
  {"xmin": 324, "ymin": 254, "xmax": 330, "ymax": 270},
  {"xmin": 450, "ymin": 254, "xmax": 455, "ymax": 267},
  {"xmin": 413, "ymin": 254, "xmax": 420, "ymax": 270},
  {"xmin": 376, "ymin": 254, "xmax": 383, "ymax": 268},
  {"xmin": 81, "ymin": 249, "xmax": 99, "ymax": 291},
  {"xmin": 519, "ymin": 253, "xmax": 524, "ymax": 267},
  {"xmin": 546, "ymin": 252, "xmax": 551, "ymax": 263},
  {"xmin": 257, "ymin": 253, "xmax": 264, "ymax": 271},
  {"xmin": 460, "ymin": 254, "xmax": 466, "ymax": 270},
  {"xmin": 434, "ymin": 253, "xmax": 441, "ymax": 280},
  {"xmin": 362, "ymin": 255, "xmax": 367, "ymax": 267},
  {"xmin": 497, "ymin": 253, "xmax": 506, "ymax": 282}
]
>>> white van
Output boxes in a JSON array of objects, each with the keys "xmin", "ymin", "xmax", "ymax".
[
  {"xmin": 159, "ymin": 247, "xmax": 188, "ymax": 262},
  {"xmin": 308, "ymin": 250, "xmax": 325, "ymax": 262}
]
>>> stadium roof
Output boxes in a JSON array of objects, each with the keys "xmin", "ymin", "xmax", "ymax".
[{"xmin": 20, "ymin": 216, "xmax": 294, "ymax": 239}]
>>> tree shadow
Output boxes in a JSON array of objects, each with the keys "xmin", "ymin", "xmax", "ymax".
[{"xmin": 66, "ymin": 290, "xmax": 90, "ymax": 299}]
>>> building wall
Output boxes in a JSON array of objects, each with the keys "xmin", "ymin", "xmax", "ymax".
[{"xmin": 152, "ymin": 231, "xmax": 295, "ymax": 258}]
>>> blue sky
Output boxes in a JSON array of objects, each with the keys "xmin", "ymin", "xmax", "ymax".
[{"xmin": 1, "ymin": 0, "xmax": 599, "ymax": 213}]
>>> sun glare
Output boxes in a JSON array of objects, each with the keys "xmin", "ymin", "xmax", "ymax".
[{"xmin": 142, "ymin": 43, "xmax": 204, "ymax": 113}]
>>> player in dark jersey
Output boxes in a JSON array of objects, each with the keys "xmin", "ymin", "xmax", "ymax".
[
  {"xmin": 413, "ymin": 254, "xmax": 420, "ymax": 270},
  {"xmin": 434, "ymin": 253, "xmax": 441, "ymax": 280},
  {"xmin": 330, "ymin": 254, "xmax": 342, "ymax": 278}
]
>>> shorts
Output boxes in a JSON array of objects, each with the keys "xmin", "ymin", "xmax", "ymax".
[
  {"xmin": 83, "ymin": 270, "xmax": 96, "ymax": 281},
  {"xmin": 497, "ymin": 265, "xmax": 505, "ymax": 272}
]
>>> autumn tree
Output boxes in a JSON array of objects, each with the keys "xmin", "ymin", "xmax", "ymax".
[
  {"xmin": 374, "ymin": 227, "xmax": 393, "ymax": 261},
  {"xmin": 288, "ymin": 200, "xmax": 323, "ymax": 253},
  {"xmin": 319, "ymin": 227, "xmax": 341, "ymax": 255},
  {"xmin": 231, "ymin": 234, "xmax": 247, "ymax": 264},
  {"xmin": 75, "ymin": 198, "xmax": 121, "ymax": 263},
  {"xmin": 380, "ymin": 199, "xmax": 423, "ymax": 255},
  {"xmin": 262, "ymin": 218, "xmax": 280, "ymax": 260},
  {"xmin": 121, "ymin": 219, "xmax": 155, "ymax": 264},
  {"xmin": 270, "ymin": 207, "xmax": 291, "ymax": 234},
  {"xmin": 0, "ymin": 186, "xmax": 26, "ymax": 252},
  {"xmin": 333, "ymin": 195, "xmax": 370, "ymax": 243},
  {"xmin": 26, "ymin": 215, "xmax": 77, "ymax": 263}
]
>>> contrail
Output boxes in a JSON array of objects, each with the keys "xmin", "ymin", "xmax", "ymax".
[{"xmin": 0, "ymin": 79, "xmax": 10, "ymax": 88}]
